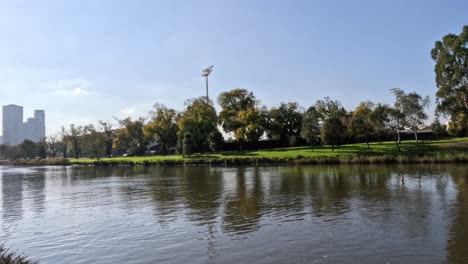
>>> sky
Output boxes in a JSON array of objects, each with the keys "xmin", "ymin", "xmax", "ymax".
[{"xmin": 0, "ymin": 0, "xmax": 467, "ymax": 136}]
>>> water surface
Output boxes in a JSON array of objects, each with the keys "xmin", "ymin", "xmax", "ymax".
[{"xmin": 0, "ymin": 165, "xmax": 467, "ymax": 263}]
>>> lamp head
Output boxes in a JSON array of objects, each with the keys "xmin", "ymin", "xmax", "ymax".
[{"xmin": 201, "ymin": 65, "xmax": 214, "ymax": 77}]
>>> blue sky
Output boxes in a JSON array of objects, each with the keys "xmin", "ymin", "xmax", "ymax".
[{"xmin": 0, "ymin": 0, "xmax": 467, "ymax": 135}]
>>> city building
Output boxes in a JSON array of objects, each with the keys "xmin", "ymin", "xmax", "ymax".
[{"xmin": 1, "ymin": 104, "xmax": 46, "ymax": 145}]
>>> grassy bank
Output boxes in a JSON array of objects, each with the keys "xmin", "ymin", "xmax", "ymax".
[{"xmin": 67, "ymin": 138, "xmax": 468, "ymax": 166}]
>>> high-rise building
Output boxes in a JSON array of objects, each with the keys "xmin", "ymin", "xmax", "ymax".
[
  {"xmin": 2, "ymin": 105, "xmax": 24, "ymax": 145},
  {"xmin": 1, "ymin": 104, "xmax": 46, "ymax": 145}
]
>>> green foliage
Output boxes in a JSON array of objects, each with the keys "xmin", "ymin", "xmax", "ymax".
[
  {"xmin": 447, "ymin": 113, "xmax": 468, "ymax": 136},
  {"xmin": 20, "ymin": 139, "xmax": 37, "ymax": 159},
  {"xmin": 83, "ymin": 124, "xmax": 107, "ymax": 160},
  {"xmin": 267, "ymin": 102, "xmax": 303, "ymax": 146},
  {"xmin": 300, "ymin": 106, "xmax": 320, "ymax": 148},
  {"xmin": 391, "ymin": 88, "xmax": 430, "ymax": 144},
  {"xmin": 370, "ymin": 103, "xmax": 391, "ymax": 143},
  {"xmin": 68, "ymin": 124, "xmax": 84, "ymax": 159},
  {"xmin": 99, "ymin": 121, "xmax": 114, "ymax": 158},
  {"xmin": 144, "ymin": 103, "xmax": 178, "ymax": 155},
  {"xmin": 430, "ymin": 117, "xmax": 447, "ymax": 139},
  {"xmin": 182, "ymin": 132, "xmax": 193, "ymax": 157},
  {"xmin": 349, "ymin": 101, "xmax": 375, "ymax": 148},
  {"xmin": 177, "ymin": 97, "xmax": 218, "ymax": 153},
  {"xmin": 431, "ymin": 25, "xmax": 468, "ymax": 136},
  {"xmin": 208, "ymin": 130, "xmax": 224, "ymax": 152},
  {"xmin": 321, "ymin": 114, "xmax": 345, "ymax": 151},
  {"xmin": 113, "ymin": 117, "xmax": 148, "ymax": 156},
  {"xmin": 217, "ymin": 89, "xmax": 258, "ymax": 146}
]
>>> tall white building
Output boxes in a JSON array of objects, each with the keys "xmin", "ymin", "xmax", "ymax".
[{"xmin": 1, "ymin": 104, "xmax": 46, "ymax": 145}]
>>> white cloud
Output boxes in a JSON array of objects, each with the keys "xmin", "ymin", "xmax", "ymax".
[
  {"xmin": 71, "ymin": 87, "xmax": 89, "ymax": 96},
  {"xmin": 120, "ymin": 107, "xmax": 135, "ymax": 116},
  {"xmin": 49, "ymin": 77, "xmax": 93, "ymax": 97}
]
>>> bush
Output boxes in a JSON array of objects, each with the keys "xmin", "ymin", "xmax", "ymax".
[{"xmin": 0, "ymin": 244, "xmax": 38, "ymax": 264}]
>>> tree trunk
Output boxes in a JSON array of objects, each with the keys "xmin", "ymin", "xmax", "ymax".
[
  {"xmin": 397, "ymin": 129, "xmax": 401, "ymax": 144},
  {"xmin": 394, "ymin": 139, "xmax": 401, "ymax": 152},
  {"xmin": 366, "ymin": 136, "xmax": 370, "ymax": 149},
  {"xmin": 414, "ymin": 130, "xmax": 418, "ymax": 145}
]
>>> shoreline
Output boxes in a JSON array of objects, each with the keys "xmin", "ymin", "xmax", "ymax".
[{"xmin": 1, "ymin": 153, "xmax": 467, "ymax": 167}]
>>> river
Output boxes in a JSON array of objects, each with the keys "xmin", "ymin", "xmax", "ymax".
[{"xmin": 0, "ymin": 165, "xmax": 467, "ymax": 263}]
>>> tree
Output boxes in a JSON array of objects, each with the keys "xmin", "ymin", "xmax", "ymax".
[
  {"xmin": 267, "ymin": 102, "xmax": 303, "ymax": 147},
  {"xmin": 113, "ymin": 117, "xmax": 147, "ymax": 156},
  {"xmin": 314, "ymin": 97, "xmax": 347, "ymax": 151},
  {"xmin": 349, "ymin": 101, "xmax": 375, "ymax": 148},
  {"xmin": 58, "ymin": 126, "xmax": 69, "ymax": 158},
  {"xmin": 391, "ymin": 88, "xmax": 430, "ymax": 145},
  {"xmin": 182, "ymin": 132, "xmax": 193, "ymax": 157},
  {"xmin": 37, "ymin": 138, "xmax": 47, "ymax": 159},
  {"xmin": 46, "ymin": 135, "xmax": 59, "ymax": 158},
  {"xmin": 218, "ymin": 89, "xmax": 257, "ymax": 149},
  {"xmin": 390, "ymin": 88, "xmax": 407, "ymax": 143},
  {"xmin": 177, "ymin": 98, "xmax": 218, "ymax": 153},
  {"xmin": 83, "ymin": 124, "xmax": 107, "ymax": 160},
  {"xmin": 68, "ymin": 124, "xmax": 84, "ymax": 159},
  {"xmin": 321, "ymin": 113, "xmax": 345, "ymax": 151},
  {"xmin": 315, "ymin": 97, "xmax": 345, "ymax": 120},
  {"xmin": 431, "ymin": 25, "xmax": 468, "ymax": 136},
  {"xmin": 144, "ymin": 104, "xmax": 178, "ymax": 155},
  {"xmin": 300, "ymin": 106, "xmax": 321, "ymax": 150},
  {"xmin": 387, "ymin": 107, "xmax": 405, "ymax": 152},
  {"xmin": 208, "ymin": 130, "xmax": 224, "ymax": 152},
  {"xmin": 404, "ymin": 92, "xmax": 430, "ymax": 144},
  {"xmin": 371, "ymin": 103, "xmax": 392, "ymax": 144},
  {"xmin": 19, "ymin": 139, "xmax": 37, "ymax": 159},
  {"xmin": 99, "ymin": 121, "xmax": 114, "ymax": 158},
  {"xmin": 241, "ymin": 106, "xmax": 268, "ymax": 148},
  {"xmin": 431, "ymin": 116, "xmax": 447, "ymax": 140}
]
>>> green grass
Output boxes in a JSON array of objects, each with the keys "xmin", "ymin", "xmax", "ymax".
[{"xmin": 69, "ymin": 137, "xmax": 468, "ymax": 166}]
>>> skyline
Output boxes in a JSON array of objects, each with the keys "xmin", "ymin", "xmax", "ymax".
[{"xmin": 1, "ymin": 0, "xmax": 467, "ymax": 136}]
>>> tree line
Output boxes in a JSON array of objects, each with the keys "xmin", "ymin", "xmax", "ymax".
[
  {"xmin": 0, "ymin": 25, "xmax": 466, "ymax": 160},
  {"xmin": 0, "ymin": 87, "xmax": 447, "ymax": 160}
]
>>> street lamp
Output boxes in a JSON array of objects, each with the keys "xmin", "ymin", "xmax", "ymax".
[{"xmin": 202, "ymin": 65, "xmax": 213, "ymax": 101}]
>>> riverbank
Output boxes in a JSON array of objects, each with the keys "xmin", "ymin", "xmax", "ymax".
[
  {"xmin": 73, "ymin": 137, "xmax": 468, "ymax": 166},
  {"xmin": 2, "ymin": 138, "xmax": 467, "ymax": 166}
]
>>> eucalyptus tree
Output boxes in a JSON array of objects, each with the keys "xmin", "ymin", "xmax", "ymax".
[
  {"xmin": 391, "ymin": 88, "xmax": 430, "ymax": 145},
  {"xmin": 403, "ymin": 92, "xmax": 430, "ymax": 144},
  {"xmin": 390, "ymin": 88, "xmax": 407, "ymax": 143},
  {"xmin": 431, "ymin": 25, "xmax": 468, "ymax": 136},
  {"xmin": 387, "ymin": 107, "xmax": 405, "ymax": 152}
]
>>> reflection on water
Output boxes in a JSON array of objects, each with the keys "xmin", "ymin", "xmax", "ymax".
[{"xmin": 0, "ymin": 164, "xmax": 467, "ymax": 263}]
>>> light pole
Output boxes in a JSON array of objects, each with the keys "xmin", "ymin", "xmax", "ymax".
[{"xmin": 202, "ymin": 65, "xmax": 213, "ymax": 101}]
